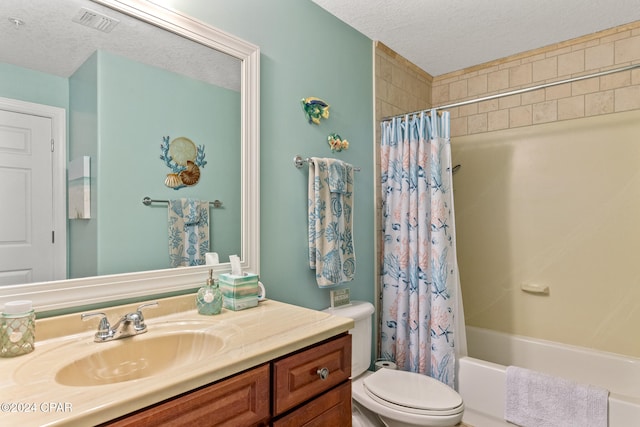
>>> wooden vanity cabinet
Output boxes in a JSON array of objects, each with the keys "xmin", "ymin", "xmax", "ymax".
[
  {"xmin": 103, "ymin": 363, "xmax": 271, "ymax": 427},
  {"xmin": 272, "ymin": 333, "xmax": 352, "ymax": 424},
  {"xmin": 102, "ymin": 333, "xmax": 351, "ymax": 427}
]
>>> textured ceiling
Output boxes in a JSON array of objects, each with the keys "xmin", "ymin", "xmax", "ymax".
[
  {"xmin": 312, "ymin": 0, "xmax": 640, "ymax": 77},
  {"xmin": 1, "ymin": 0, "xmax": 240, "ymax": 91}
]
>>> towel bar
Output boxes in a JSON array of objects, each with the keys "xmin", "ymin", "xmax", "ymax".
[
  {"xmin": 142, "ymin": 197, "xmax": 222, "ymax": 208},
  {"xmin": 293, "ymin": 155, "xmax": 361, "ymax": 171}
]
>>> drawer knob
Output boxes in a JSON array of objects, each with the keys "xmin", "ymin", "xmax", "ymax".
[{"xmin": 317, "ymin": 367, "xmax": 330, "ymax": 380}]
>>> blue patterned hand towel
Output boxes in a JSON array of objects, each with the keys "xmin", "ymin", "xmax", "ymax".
[
  {"xmin": 168, "ymin": 199, "xmax": 210, "ymax": 267},
  {"xmin": 308, "ymin": 158, "xmax": 355, "ymax": 287}
]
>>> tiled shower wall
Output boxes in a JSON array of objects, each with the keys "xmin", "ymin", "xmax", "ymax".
[
  {"xmin": 374, "ymin": 20, "xmax": 640, "ymax": 355},
  {"xmin": 432, "ymin": 21, "xmax": 640, "ymax": 137}
]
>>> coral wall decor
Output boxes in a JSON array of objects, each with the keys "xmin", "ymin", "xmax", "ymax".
[
  {"xmin": 160, "ymin": 136, "xmax": 207, "ymax": 190},
  {"xmin": 327, "ymin": 133, "xmax": 349, "ymax": 152}
]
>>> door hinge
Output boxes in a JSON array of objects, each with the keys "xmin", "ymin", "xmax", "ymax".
[
  {"xmin": 52, "ymin": 230, "xmax": 55, "ymax": 244},
  {"xmin": 51, "ymin": 138, "xmax": 55, "ymax": 152}
]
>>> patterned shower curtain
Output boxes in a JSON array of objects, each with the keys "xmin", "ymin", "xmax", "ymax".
[{"xmin": 379, "ymin": 110, "xmax": 466, "ymax": 388}]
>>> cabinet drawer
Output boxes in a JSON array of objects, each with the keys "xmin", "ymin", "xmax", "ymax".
[
  {"xmin": 272, "ymin": 380, "xmax": 352, "ymax": 427},
  {"xmin": 273, "ymin": 333, "xmax": 351, "ymax": 415},
  {"xmin": 103, "ymin": 363, "xmax": 270, "ymax": 427}
]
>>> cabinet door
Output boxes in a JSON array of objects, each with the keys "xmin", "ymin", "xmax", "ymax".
[
  {"xmin": 272, "ymin": 381, "xmax": 352, "ymax": 427},
  {"xmin": 273, "ymin": 333, "xmax": 351, "ymax": 416},
  {"xmin": 103, "ymin": 363, "xmax": 270, "ymax": 427}
]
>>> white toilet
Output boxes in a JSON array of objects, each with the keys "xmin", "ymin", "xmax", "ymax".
[{"xmin": 324, "ymin": 301, "xmax": 464, "ymax": 427}]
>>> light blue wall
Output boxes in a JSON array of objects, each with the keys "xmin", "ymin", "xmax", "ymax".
[
  {"xmin": 68, "ymin": 51, "xmax": 241, "ymax": 276},
  {"xmin": 0, "ymin": 62, "xmax": 68, "ymax": 108},
  {"xmin": 96, "ymin": 51, "xmax": 241, "ymax": 273},
  {"xmin": 169, "ymin": 0, "xmax": 375, "ymax": 309},
  {"xmin": 68, "ymin": 53, "xmax": 99, "ymax": 278}
]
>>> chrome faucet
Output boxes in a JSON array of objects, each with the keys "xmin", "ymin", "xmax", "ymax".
[{"xmin": 81, "ymin": 302, "xmax": 159, "ymax": 342}]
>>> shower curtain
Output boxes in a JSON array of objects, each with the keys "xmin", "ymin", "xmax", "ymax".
[{"xmin": 379, "ymin": 110, "xmax": 466, "ymax": 388}]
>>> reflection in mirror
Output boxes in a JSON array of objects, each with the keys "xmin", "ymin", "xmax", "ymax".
[
  {"xmin": 0, "ymin": 0, "xmax": 260, "ymax": 311},
  {"xmin": 1, "ymin": 0, "xmax": 242, "ymax": 280}
]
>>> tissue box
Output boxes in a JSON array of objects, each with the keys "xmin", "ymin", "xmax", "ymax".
[
  {"xmin": 219, "ymin": 273, "xmax": 259, "ymax": 298},
  {"xmin": 223, "ymin": 296, "xmax": 259, "ymax": 311},
  {"xmin": 219, "ymin": 272, "xmax": 259, "ymax": 286},
  {"xmin": 219, "ymin": 273, "xmax": 259, "ymax": 310}
]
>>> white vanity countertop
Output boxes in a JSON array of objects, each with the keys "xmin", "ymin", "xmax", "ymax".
[{"xmin": 0, "ymin": 295, "xmax": 353, "ymax": 426}]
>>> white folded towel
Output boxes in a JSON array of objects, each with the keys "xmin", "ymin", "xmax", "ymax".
[{"xmin": 505, "ymin": 366, "xmax": 608, "ymax": 427}]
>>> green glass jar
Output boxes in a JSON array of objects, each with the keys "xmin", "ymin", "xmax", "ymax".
[
  {"xmin": 1, "ymin": 300, "xmax": 35, "ymax": 357},
  {"xmin": 196, "ymin": 270, "xmax": 223, "ymax": 315}
]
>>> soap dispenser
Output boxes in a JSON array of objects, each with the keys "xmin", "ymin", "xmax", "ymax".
[{"xmin": 196, "ymin": 269, "xmax": 223, "ymax": 315}]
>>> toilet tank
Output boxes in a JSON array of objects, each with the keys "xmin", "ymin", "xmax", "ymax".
[{"xmin": 323, "ymin": 301, "xmax": 375, "ymax": 377}]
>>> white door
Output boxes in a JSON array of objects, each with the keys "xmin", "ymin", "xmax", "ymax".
[{"xmin": 0, "ymin": 109, "xmax": 58, "ymax": 285}]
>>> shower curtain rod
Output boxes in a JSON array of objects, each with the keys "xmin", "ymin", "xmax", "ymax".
[{"xmin": 382, "ymin": 63, "xmax": 640, "ymax": 121}]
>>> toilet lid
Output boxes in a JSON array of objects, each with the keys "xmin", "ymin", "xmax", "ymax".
[{"xmin": 363, "ymin": 368, "xmax": 463, "ymax": 415}]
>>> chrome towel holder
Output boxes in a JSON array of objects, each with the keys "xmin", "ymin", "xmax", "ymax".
[
  {"xmin": 142, "ymin": 197, "xmax": 222, "ymax": 208},
  {"xmin": 293, "ymin": 154, "xmax": 361, "ymax": 172}
]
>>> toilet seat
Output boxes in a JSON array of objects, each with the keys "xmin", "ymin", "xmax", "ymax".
[{"xmin": 363, "ymin": 368, "xmax": 464, "ymax": 416}]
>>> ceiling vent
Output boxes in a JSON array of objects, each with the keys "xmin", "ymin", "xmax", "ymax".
[{"xmin": 72, "ymin": 8, "xmax": 120, "ymax": 33}]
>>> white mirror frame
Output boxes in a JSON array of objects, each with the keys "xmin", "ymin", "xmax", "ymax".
[{"xmin": 0, "ymin": 0, "xmax": 260, "ymax": 312}]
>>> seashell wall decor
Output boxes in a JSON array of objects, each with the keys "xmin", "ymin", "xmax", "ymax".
[{"xmin": 160, "ymin": 136, "xmax": 207, "ymax": 190}]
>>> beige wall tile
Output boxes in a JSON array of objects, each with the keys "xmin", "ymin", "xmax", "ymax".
[
  {"xmin": 447, "ymin": 106, "xmax": 460, "ymax": 118},
  {"xmin": 478, "ymin": 99, "xmax": 499, "ymax": 113},
  {"xmin": 459, "ymin": 103, "xmax": 478, "ymax": 117},
  {"xmin": 378, "ymin": 56, "xmax": 393, "ymax": 82},
  {"xmin": 451, "ymin": 116, "xmax": 468, "ymax": 137},
  {"xmin": 432, "ymin": 84, "xmax": 449, "ymax": 105},
  {"xmin": 533, "ymin": 57, "xmax": 558, "ymax": 82},
  {"xmin": 499, "ymin": 58, "xmax": 522, "ymax": 70},
  {"xmin": 488, "ymin": 69, "xmax": 510, "ymax": 92},
  {"xmin": 510, "ymin": 63, "xmax": 533, "ymax": 86},
  {"xmin": 510, "ymin": 105, "xmax": 532, "ymax": 127},
  {"xmin": 545, "ymin": 83, "xmax": 572, "ymax": 100},
  {"xmin": 532, "ymin": 100, "xmax": 558, "ymax": 124},
  {"xmin": 558, "ymin": 50, "xmax": 585, "ymax": 76},
  {"xmin": 468, "ymin": 74, "xmax": 488, "ymax": 96},
  {"xmin": 571, "ymin": 77, "xmax": 600, "ymax": 95},
  {"xmin": 600, "ymin": 71, "xmax": 632, "ymax": 90},
  {"xmin": 558, "ymin": 95, "xmax": 585, "ymax": 120},
  {"xmin": 601, "ymin": 30, "xmax": 631, "ymax": 44},
  {"xmin": 521, "ymin": 88, "xmax": 545, "ymax": 105},
  {"xmin": 523, "ymin": 52, "xmax": 546, "ymax": 64},
  {"xmin": 488, "ymin": 109, "xmax": 509, "ymax": 131},
  {"xmin": 615, "ymin": 35, "xmax": 640, "ymax": 63},
  {"xmin": 585, "ymin": 90, "xmax": 615, "ymax": 116},
  {"xmin": 499, "ymin": 94, "xmax": 521, "ymax": 109},
  {"xmin": 585, "ymin": 43, "xmax": 614, "ymax": 69},
  {"xmin": 615, "ymin": 85, "xmax": 640, "ymax": 111},
  {"xmin": 551, "ymin": 45, "xmax": 572, "ymax": 57},
  {"xmin": 468, "ymin": 113, "xmax": 488, "ymax": 134},
  {"xmin": 449, "ymin": 79, "xmax": 468, "ymax": 100}
]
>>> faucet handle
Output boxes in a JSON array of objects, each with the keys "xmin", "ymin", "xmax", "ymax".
[
  {"xmin": 81, "ymin": 312, "xmax": 113, "ymax": 341},
  {"xmin": 129, "ymin": 302, "xmax": 159, "ymax": 331},
  {"xmin": 136, "ymin": 301, "xmax": 159, "ymax": 313}
]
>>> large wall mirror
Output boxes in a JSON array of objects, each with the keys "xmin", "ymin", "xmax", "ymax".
[{"xmin": 0, "ymin": 0, "xmax": 260, "ymax": 311}]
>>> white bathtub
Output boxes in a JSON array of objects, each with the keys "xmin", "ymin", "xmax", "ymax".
[{"xmin": 458, "ymin": 326, "xmax": 640, "ymax": 427}]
